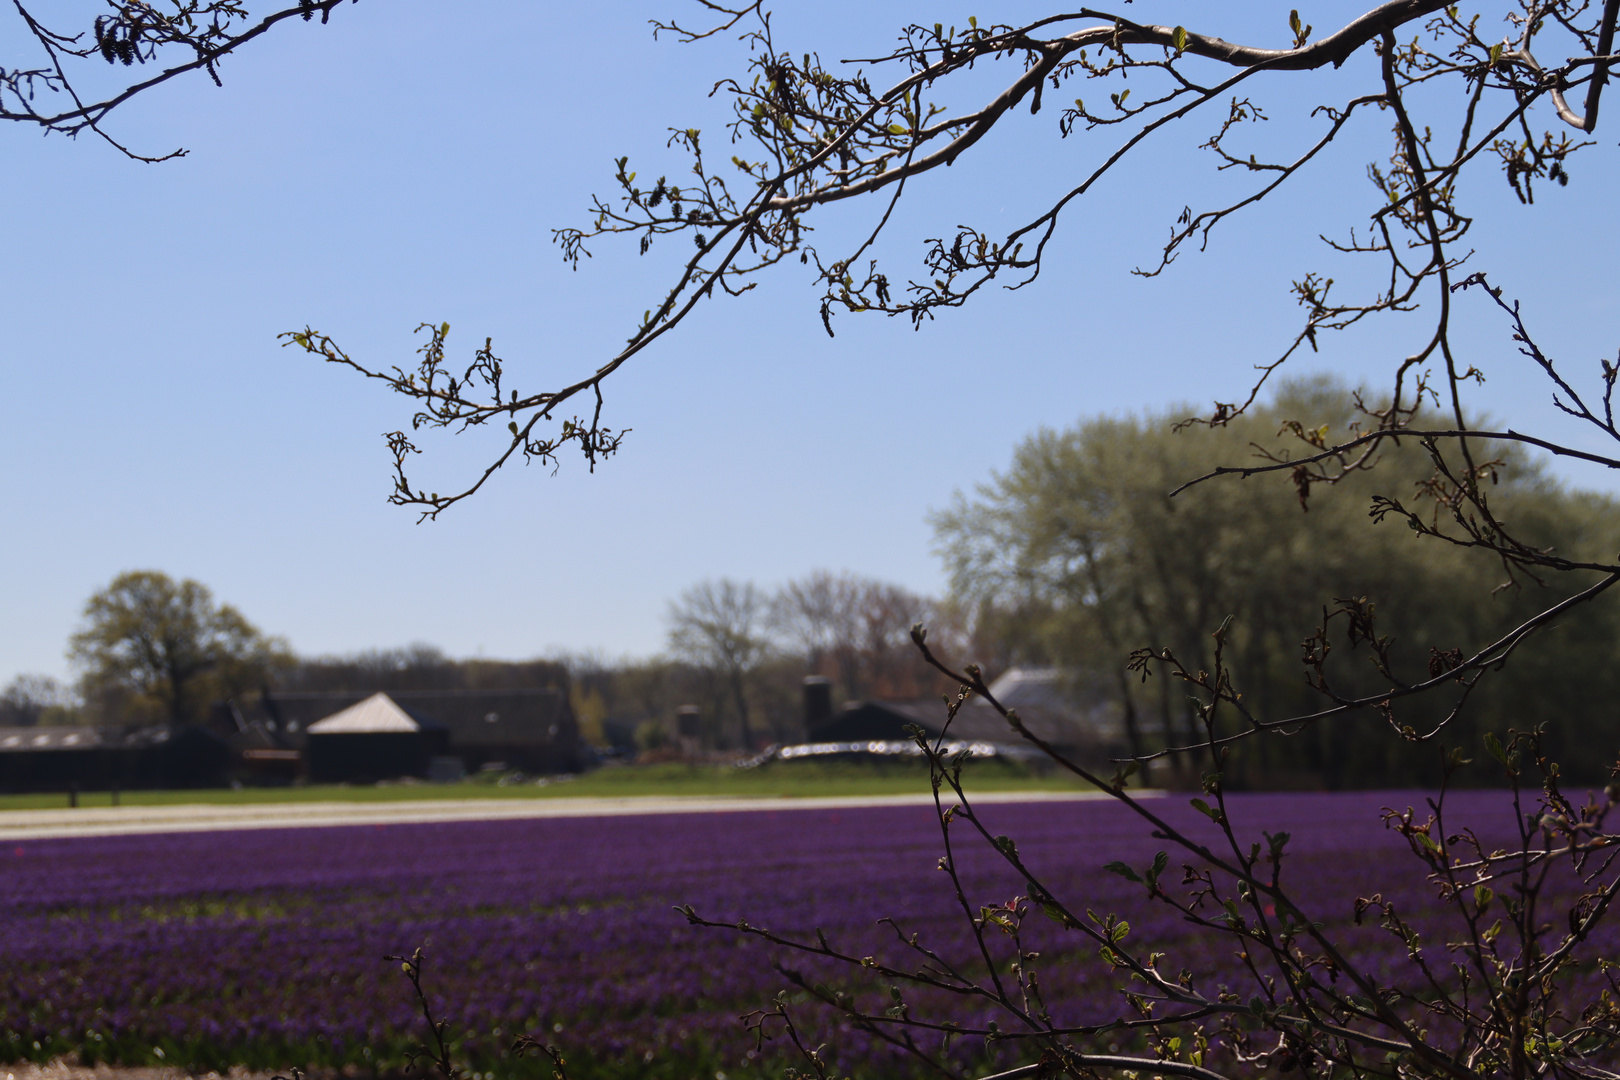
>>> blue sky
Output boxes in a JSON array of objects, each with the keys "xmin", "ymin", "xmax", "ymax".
[{"xmin": 4, "ymin": 2, "xmax": 1616, "ymax": 687}]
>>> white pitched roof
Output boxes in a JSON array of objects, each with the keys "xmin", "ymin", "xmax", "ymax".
[
  {"xmin": 307, "ymin": 692, "xmax": 422, "ymax": 734},
  {"xmin": 963, "ymin": 667, "xmax": 1125, "ymax": 742},
  {"xmin": 985, "ymin": 667, "xmax": 1067, "ymax": 710}
]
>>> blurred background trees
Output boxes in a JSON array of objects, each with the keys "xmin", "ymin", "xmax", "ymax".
[
  {"xmin": 771, "ymin": 570, "xmax": 936, "ymax": 703},
  {"xmin": 24, "ymin": 389, "xmax": 1620, "ymax": 778},
  {"xmin": 0, "ymin": 673, "xmax": 77, "ymax": 727},
  {"xmin": 67, "ymin": 570, "xmax": 291, "ymax": 727},
  {"xmin": 666, "ymin": 579, "xmax": 771, "ymax": 750},
  {"xmin": 271, "ymin": 643, "xmax": 568, "ymax": 699},
  {"xmin": 934, "ymin": 376, "xmax": 1620, "ymax": 786}
]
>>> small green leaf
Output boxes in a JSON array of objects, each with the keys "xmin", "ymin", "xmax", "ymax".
[
  {"xmin": 1103, "ymin": 861, "xmax": 1142, "ymax": 883},
  {"xmin": 1172, "ymin": 25, "xmax": 1187, "ymax": 53},
  {"xmin": 1110, "ymin": 920, "xmax": 1130, "ymax": 943},
  {"xmin": 887, "ymin": 123, "xmax": 910, "ymax": 135},
  {"xmin": 1190, "ymin": 797, "xmax": 1221, "ymax": 821},
  {"xmin": 1484, "ymin": 732, "xmax": 1509, "ymax": 765},
  {"xmin": 1474, "ymin": 883, "xmax": 1494, "ymax": 910}
]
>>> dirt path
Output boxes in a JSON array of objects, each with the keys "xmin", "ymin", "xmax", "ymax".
[
  {"xmin": 0, "ymin": 789, "xmax": 1141, "ymax": 841},
  {"xmin": 4, "ymin": 1063, "xmax": 289, "ymax": 1080}
]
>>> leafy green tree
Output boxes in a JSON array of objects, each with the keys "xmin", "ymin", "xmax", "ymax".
[
  {"xmin": 70, "ymin": 570, "xmax": 290, "ymax": 727},
  {"xmin": 935, "ymin": 378, "xmax": 1620, "ymax": 786}
]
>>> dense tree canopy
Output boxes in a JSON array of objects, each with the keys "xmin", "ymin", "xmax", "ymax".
[
  {"xmin": 935, "ymin": 377, "xmax": 1620, "ymax": 786},
  {"xmin": 69, "ymin": 570, "xmax": 289, "ymax": 726}
]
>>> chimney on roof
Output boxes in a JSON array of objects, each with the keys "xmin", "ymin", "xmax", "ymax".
[{"xmin": 802, "ymin": 676, "xmax": 832, "ymax": 728}]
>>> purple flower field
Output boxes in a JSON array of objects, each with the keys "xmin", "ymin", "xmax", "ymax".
[{"xmin": 0, "ymin": 790, "xmax": 1600, "ymax": 1078}]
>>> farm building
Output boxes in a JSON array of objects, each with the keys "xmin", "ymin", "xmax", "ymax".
[
  {"xmin": 804, "ymin": 668, "xmax": 1125, "ymax": 758},
  {"xmin": 0, "ymin": 722, "xmax": 233, "ymax": 793},
  {"xmin": 304, "ymin": 693, "xmax": 450, "ymax": 783},
  {"xmin": 805, "ymin": 699, "xmax": 943, "ymax": 743},
  {"xmin": 0, "ymin": 726, "xmax": 116, "ymax": 792},
  {"xmin": 270, "ymin": 686, "xmax": 581, "ymax": 780}
]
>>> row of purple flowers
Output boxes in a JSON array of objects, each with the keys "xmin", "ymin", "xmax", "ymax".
[{"xmin": 1, "ymin": 790, "xmax": 1591, "ymax": 1077}]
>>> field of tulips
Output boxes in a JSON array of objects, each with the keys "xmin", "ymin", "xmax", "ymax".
[{"xmin": 0, "ymin": 789, "xmax": 1598, "ymax": 1078}]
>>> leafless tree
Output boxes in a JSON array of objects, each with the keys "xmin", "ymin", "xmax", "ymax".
[
  {"xmin": 772, "ymin": 570, "xmax": 865, "ymax": 690},
  {"xmin": 773, "ymin": 570, "xmax": 936, "ymax": 702},
  {"xmin": 667, "ymin": 577, "xmax": 771, "ymax": 749},
  {"xmin": 0, "ymin": 674, "xmax": 77, "ymax": 727}
]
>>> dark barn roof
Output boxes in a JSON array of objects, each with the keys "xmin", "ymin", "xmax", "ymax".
[
  {"xmin": 805, "ymin": 670, "xmax": 1125, "ymax": 757},
  {"xmin": 0, "ymin": 726, "xmax": 114, "ymax": 792},
  {"xmin": 808, "ymin": 700, "xmax": 943, "ymax": 743},
  {"xmin": 0, "ymin": 724, "xmax": 230, "ymax": 792}
]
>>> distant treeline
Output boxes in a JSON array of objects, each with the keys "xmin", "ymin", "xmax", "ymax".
[
  {"xmin": 274, "ymin": 645, "xmax": 570, "ymax": 698},
  {"xmin": 9, "ymin": 379, "xmax": 1616, "ymax": 788}
]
